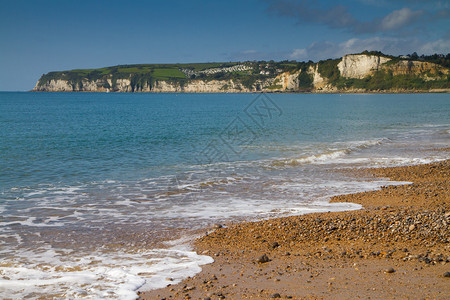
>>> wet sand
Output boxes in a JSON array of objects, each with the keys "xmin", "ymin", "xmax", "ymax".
[{"xmin": 140, "ymin": 160, "xmax": 450, "ymax": 299}]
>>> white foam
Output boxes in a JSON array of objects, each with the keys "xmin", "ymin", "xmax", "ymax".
[
  {"xmin": 1, "ymin": 216, "xmax": 65, "ymax": 227},
  {"xmin": 0, "ymin": 247, "xmax": 213, "ymax": 300},
  {"xmin": 271, "ymin": 138, "xmax": 388, "ymax": 167},
  {"xmin": 272, "ymin": 149, "xmax": 348, "ymax": 167},
  {"xmin": 327, "ymin": 156, "xmax": 446, "ymax": 167}
]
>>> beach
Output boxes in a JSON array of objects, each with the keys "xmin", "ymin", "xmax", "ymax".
[
  {"xmin": 140, "ymin": 159, "xmax": 450, "ymax": 299},
  {"xmin": 1, "ymin": 93, "xmax": 449, "ymax": 299}
]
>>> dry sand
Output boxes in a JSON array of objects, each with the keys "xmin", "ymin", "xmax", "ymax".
[{"xmin": 140, "ymin": 160, "xmax": 450, "ymax": 299}]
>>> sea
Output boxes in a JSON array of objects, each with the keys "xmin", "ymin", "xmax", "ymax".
[{"xmin": 0, "ymin": 92, "xmax": 449, "ymax": 299}]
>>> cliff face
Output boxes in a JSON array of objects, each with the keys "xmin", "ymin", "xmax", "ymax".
[
  {"xmin": 308, "ymin": 65, "xmax": 338, "ymax": 92},
  {"xmin": 33, "ymin": 79, "xmax": 117, "ymax": 92},
  {"xmin": 33, "ymin": 78, "xmax": 276, "ymax": 93},
  {"xmin": 152, "ymin": 79, "xmax": 254, "ymax": 93},
  {"xmin": 338, "ymin": 54, "xmax": 391, "ymax": 79},
  {"xmin": 33, "ymin": 79, "xmax": 75, "ymax": 92},
  {"xmin": 383, "ymin": 60, "xmax": 449, "ymax": 77},
  {"xmin": 33, "ymin": 54, "xmax": 449, "ymax": 93},
  {"xmin": 273, "ymin": 70, "xmax": 301, "ymax": 90},
  {"xmin": 337, "ymin": 54, "xmax": 448, "ymax": 79}
]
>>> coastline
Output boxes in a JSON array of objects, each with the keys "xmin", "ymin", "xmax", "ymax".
[
  {"xmin": 28, "ymin": 89, "xmax": 450, "ymax": 93},
  {"xmin": 140, "ymin": 159, "xmax": 450, "ymax": 299}
]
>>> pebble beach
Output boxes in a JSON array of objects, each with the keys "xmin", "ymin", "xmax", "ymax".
[{"xmin": 140, "ymin": 159, "xmax": 450, "ymax": 299}]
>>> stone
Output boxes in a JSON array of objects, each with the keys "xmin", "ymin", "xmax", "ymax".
[
  {"xmin": 213, "ymin": 224, "xmax": 223, "ymax": 229},
  {"xmin": 271, "ymin": 293, "xmax": 281, "ymax": 298},
  {"xmin": 257, "ymin": 254, "xmax": 270, "ymax": 263},
  {"xmin": 443, "ymin": 272, "xmax": 450, "ymax": 278},
  {"xmin": 384, "ymin": 267, "xmax": 395, "ymax": 274}
]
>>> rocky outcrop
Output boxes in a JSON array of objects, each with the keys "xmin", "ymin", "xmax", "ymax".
[
  {"xmin": 33, "ymin": 79, "xmax": 74, "ymax": 92},
  {"xmin": 152, "ymin": 79, "xmax": 252, "ymax": 93},
  {"xmin": 338, "ymin": 54, "xmax": 391, "ymax": 79},
  {"xmin": 113, "ymin": 79, "xmax": 133, "ymax": 92},
  {"xmin": 273, "ymin": 70, "xmax": 301, "ymax": 90},
  {"xmin": 34, "ymin": 78, "xmax": 276, "ymax": 93},
  {"xmin": 33, "ymin": 79, "xmax": 111, "ymax": 92},
  {"xmin": 151, "ymin": 78, "xmax": 280, "ymax": 93},
  {"xmin": 383, "ymin": 60, "xmax": 449, "ymax": 77},
  {"xmin": 337, "ymin": 54, "xmax": 448, "ymax": 80},
  {"xmin": 304, "ymin": 65, "xmax": 337, "ymax": 92}
]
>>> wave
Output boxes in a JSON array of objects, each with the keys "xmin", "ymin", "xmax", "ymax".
[
  {"xmin": 271, "ymin": 138, "xmax": 387, "ymax": 167},
  {"xmin": 0, "ymin": 246, "xmax": 213, "ymax": 300}
]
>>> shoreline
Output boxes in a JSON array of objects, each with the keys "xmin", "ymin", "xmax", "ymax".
[
  {"xmin": 140, "ymin": 160, "xmax": 449, "ymax": 299},
  {"xmin": 28, "ymin": 89, "xmax": 450, "ymax": 94}
]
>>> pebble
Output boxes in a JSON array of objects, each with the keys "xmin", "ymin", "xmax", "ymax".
[
  {"xmin": 443, "ymin": 272, "xmax": 450, "ymax": 278},
  {"xmin": 271, "ymin": 293, "xmax": 281, "ymax": 298},
  {"xmin": 384, "ymin": 267, "xmax": 395, "ymax": 273},
  {"xmin": 213, "ymin": 224, "xmax": 223, "ymax": 229},
  {"xmin": 257, "ymin": 254, "xmax": 270, "ymax": 263}
]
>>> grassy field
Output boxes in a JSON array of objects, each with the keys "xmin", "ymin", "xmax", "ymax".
[
  {"xmin": 152, "ymin": 68, "xmax": 186, "ymax": 79},
  {"xmin": 37, "ymin": 62, "xmax": 246, "ymax": 86}
]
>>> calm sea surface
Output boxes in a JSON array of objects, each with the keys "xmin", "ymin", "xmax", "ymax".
[{"xmin": 0, "ymin": 92, "xmax": 449, "ymax": 299}]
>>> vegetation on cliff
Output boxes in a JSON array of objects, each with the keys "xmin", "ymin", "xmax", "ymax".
[{"xmin": 335, "ymin": 71, "xmax": 450, "ymax": 91}]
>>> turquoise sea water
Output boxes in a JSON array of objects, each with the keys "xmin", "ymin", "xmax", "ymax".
[{"xmin": 0, "ymin": 92, "xmax": 449, "ymax": 299}]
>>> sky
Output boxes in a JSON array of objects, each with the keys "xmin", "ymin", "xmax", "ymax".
[{"xmin": 0, "ymin": 0, "xmax": 449, "ymax": 91}]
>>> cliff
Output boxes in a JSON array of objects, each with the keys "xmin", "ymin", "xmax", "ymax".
[
  {"xmin": 33, "ymin": 52, "xmax": 450, "ymax": 93},
  {"xmin": 338, "ymin": 55, "xmax": 391, "ymax": 79},
  {"xmin": 33, "ymin": 78, "xmax": 274, "ymax": 93}
]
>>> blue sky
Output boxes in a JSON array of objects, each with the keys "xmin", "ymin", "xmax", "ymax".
[{"xmin": 1, "ymin": 0, "xmax": 449, "ymax": 91}]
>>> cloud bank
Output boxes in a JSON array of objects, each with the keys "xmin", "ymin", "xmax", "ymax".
[
  {"xmin": 265, "ymin": 0, "xmax": 446, "ymax": 34},
  {"xmin": 289, "ymin": 37, "xmax": 450, "ymax": 61}
]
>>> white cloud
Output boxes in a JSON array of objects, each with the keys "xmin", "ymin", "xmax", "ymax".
[
  {"xmin": 265, "ymin": 0, "xmax": 428, "ymax": 34},
  {"xmin": 418, "ymin": 39, "xmax": 450, "ymax": 54},
  {"xmin": 292, "ymin": 36, "xmax": 449, "ymax": 61},
  {"xmin": 289, "ymin": 48, "xmax": 307, "ymax": 59},
  {"xmin": 380, "ymin": 8, "xmax": 424, "ymax": 31}
]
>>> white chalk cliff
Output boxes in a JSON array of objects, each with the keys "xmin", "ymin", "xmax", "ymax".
[
  {"xmin": 338, "ymin": 54, "xmax": 391, "ymax": 79},
  {"xmin": 33, "ymin": 54, "xmax": 449, "ymax": 93}
]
